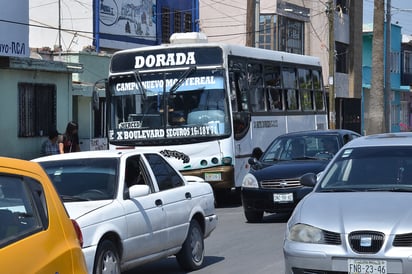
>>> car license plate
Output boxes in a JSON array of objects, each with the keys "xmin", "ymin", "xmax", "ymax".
[
  {"xmin": 273, "ymin": 193, "xmax": 293, "ymax": 203},
  {"xmin": 348, "ymin": 259, "xmax": 387, "ymax": 274},
  {"xmin": 205, "ymin": 172, "xmax": 222, "ymax": 181}
]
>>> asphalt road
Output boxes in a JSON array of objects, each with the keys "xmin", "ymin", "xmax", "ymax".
[{"xmin": 125, "ymin": 202, "xmax": 288, "ymax": 274}]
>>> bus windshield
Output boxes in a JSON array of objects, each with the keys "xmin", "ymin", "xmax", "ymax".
[{"xmin": 108, "ymin": 68, "xmax": 230, "ymax": 145}]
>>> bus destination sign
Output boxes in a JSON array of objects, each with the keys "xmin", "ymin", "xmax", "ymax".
[{"xmin": 110, "ymin": 47, "xmax": 224, "ymax": 73}]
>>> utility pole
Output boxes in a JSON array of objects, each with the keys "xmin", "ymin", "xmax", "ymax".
[
  {"xmin": 384, "ymin": 0, "xmax": 391, "ymax": 132},
  {"xmin": 58, "ymin": 0, "xmax": 62, "ymax": 51},
  {"xmin": 327, "ymin": 0, "xmax": 336, "ymax": 129},
  {"xmin": 246, "ymin": 0, "xmax": 256, "ymax": 47},
  {"xmin": 366, "ymin": 0, "xmax": 385, "ymax": 135}
]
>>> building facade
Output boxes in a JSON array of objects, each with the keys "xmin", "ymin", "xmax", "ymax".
[
  {"xmin": 0, "ymin": 56, "xmax": 82, "ymax": 159},
  {"xmin": 0, "ymin": 1, "xmax": 201, "ymax": 159},
  {"xmin": 199, "ymin": 0, "xmax": 363, "ymax": 132}
]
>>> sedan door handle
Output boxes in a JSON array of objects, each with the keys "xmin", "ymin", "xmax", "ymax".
[
  {"xmin": 155, "ymin": 199, "xmax": 163, "ymax": 206},
  {"xmin": 185, "ymin": 192, "xmax": 192, "ymax": 199}
]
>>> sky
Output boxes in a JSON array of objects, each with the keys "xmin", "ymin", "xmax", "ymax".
[{"xmin": 363, "ymin": 0, "xmax": 412, "ymax": 35}]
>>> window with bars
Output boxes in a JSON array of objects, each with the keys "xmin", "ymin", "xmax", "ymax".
[
  {"xmin": 161, "ymin": 7, "xmax": 170, "ymax": 43},
  {"xmin": 278, "ymin": 17, "xmax": 304, "ymax": 54},
  {"xmin": 174, "ymin": 10, "xmax": 182, "ymax": 33},
  {"xmin": 404, "ymin": 50, "xmax": 412, "ymax": 74},
  {"xmin": 184, "ymin": 12, "xmax": 192, "ymax": 32},
  {"xmin": 18, "ymin": 83, "xmax": 56, "ymax": 137}
]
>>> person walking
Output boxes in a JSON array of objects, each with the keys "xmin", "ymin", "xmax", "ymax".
[
  {"xmin": 40, "ymin": 129, "xmax": 61, "ymax": 156},
  {"xmin": 59, "ymin": 121, "xmax": 81, "ymax": 153}
]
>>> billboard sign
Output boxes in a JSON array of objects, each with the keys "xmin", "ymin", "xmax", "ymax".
[
  {"xmin": 97, "ymin": 0, "xmax": 156, "ymax": 50},
  {"xmin": 0, "ymin": 0, "xmax": 29, "ymax": 57}
]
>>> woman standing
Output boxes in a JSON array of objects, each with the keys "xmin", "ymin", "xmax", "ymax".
[{"xmin": 59, "ymin": 121, "xmax": 81, "ymax": 153}]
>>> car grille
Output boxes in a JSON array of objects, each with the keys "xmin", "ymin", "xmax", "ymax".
[
  {"xmin": 349, "ymin": 231, "xmax": 384, "ymax": 253},
  {"xmin": 260, "ymin": 178, "xmax": 301, "ymax": 189},
  {"xmin": 393, "ymin": 232, "xmax": 412, "ymax": 247}
]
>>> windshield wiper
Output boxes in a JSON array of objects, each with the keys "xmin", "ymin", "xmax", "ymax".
[
  {"xmin": 133, "ymin": 70, "xmax": 147, "ymax": 99},
  {"xmin": 291, "ymin": 156, "xmax": 319, "ymax": 160},
  {"xmin": 320, "ymin": 188, "xmax": 358, "ymax": 192},
  {"xmin": 169, "ymin": 66, "xmax": 197, "ymax": 94},
  {"xmin": 60, "ymin": 195, "xmax": 89, "ymax": 202},
  {"xmin": 385, "ymin": 187, "xmax": 412, "ymax": 192}
]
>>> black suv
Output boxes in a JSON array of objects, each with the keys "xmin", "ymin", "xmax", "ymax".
[{"xmin": 241, "ymin": 129, "xmax": 361, "ymax": 223}]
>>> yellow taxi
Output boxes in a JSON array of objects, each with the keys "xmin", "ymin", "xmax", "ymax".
[{"xmin": 0, "ymin": 157, "xmax": 87, "ymax": 273}]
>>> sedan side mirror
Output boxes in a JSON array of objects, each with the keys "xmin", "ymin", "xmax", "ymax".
[
  {"xmin": 300, "ymin": 173, "xmax": 317, "ymax": 187},
  {"xmin": 129, "ymin": 184, "xmax": 150, "ymax": 198}
]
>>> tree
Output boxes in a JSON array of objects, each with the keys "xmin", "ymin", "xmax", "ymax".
[{"xmin": 365, "ymin": 0, "xmax": 385, "ymax": 134}]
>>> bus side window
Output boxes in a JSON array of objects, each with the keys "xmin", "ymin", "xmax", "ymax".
[
  {"xmin": 264, "ymin": 65, "xmax": 282, "ymax": 111},
  {"xmin": 229, "ymin": 71, "xmax": 249, "ymax": 112},
  {"xmin": 248, "ymin": 63, "xmax": 265, "ymax": 112},
  {"xmin": 267, "ymin": 88, "xmax": 283, "ymax": 111}
]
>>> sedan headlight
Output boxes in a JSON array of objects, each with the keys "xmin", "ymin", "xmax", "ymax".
[
  {"xmin": 242, "ymin": 173, "xmax": 259, "ymax": 188},
  {"xmin": 288, "ymin": 224, "xmax": 325, "ymax": 244}
]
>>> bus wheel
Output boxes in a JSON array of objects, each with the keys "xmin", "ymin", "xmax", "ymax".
[{"xmin": 244, "ymin": 209, "xmax": 263, "ymax": 223}]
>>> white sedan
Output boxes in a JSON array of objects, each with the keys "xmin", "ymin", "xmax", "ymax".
[{"xmin": 33, "ymin": 150, "xmax": 217, "ymax": 274}]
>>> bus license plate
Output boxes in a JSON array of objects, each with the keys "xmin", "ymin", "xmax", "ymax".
[
  {"xmin": 205, "ymin": 172, "xmax": 222, "ymax": 181},
  {"xmin": 273, "ymin": 193, "xmax": 293, "ymax": 203},
  {"xmin": 348, "ymin": 259, "xmax": 387, "ymax": 274}
]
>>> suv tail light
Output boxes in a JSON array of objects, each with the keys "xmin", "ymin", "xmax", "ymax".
[{"xmin": 71, "ymin": 219, "xmax": 83, "ymax": 248}]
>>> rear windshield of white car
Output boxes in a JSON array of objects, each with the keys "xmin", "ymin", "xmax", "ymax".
[{"xmin": 39, "ymin": 158, "xmax": 118, "ymax": 201}]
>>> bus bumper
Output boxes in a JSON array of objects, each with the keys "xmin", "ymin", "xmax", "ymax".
[{"xmin": 181, "ymin": 165, "xmax": 234, "ymax": 189}]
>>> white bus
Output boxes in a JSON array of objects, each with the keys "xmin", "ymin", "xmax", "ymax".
[{"xmin": 106, "ymin": 33, "xmax": 328, "ymax": 199}]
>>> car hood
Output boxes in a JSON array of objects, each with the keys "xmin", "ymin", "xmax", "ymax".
[
  {"xmin": 64, "ymin": 200, "xmax": 113, "ymax": 220},
  {"xmin": 295, "ymin": 192, "xmax": 412, "ymax": 233},
  {"xmin": 251, "ymin": 160, "xmax": 328, "ymax": 181}
]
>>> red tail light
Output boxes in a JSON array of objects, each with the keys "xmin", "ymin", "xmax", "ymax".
[{"xmin": 71, "ymin": 219, "xmax": 83, "ymax": 248}]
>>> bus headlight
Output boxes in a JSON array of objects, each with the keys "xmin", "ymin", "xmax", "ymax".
[
  {"xmin": 242, "ymin": 173, "xmax": 258, "ymax": 188},
  {"xmin": 221, "ymin": 157, "xmax": 232, "ymax": 165}
]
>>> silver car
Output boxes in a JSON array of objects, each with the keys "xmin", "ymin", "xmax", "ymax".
[{"xmin": 284, "ymin": 132, "xmax": 412, "ymax": 274}]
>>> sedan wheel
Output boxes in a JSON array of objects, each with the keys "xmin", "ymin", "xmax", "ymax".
[
  {"xmin": 176, "ymin": 219, "xmax": 204, "ymax": 271},
  {"xmin": 94, "ymin": 240, "xmax": 121, "ymax": 274},
  {"xmin": 244, "ymin": 209, "xmax": 264, "ymax": 223}
]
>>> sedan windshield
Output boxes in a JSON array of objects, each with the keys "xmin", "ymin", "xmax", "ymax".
[
  {"xmin": 318, "ymin": 146, "xmax": 412, "ymax": 191},
  {"xmin": 39, "ymin": 158, "xmax": 118, "ymax": 201},
  {"xmin": 262, "ymin": 135, "xmax": 339, "ymax": 162}
]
